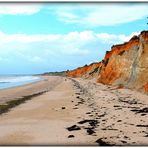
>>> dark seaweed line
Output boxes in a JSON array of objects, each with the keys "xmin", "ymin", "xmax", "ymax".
[{"xmin": 0, "ymin": 90, "xmax": 47, "ymax": 115}]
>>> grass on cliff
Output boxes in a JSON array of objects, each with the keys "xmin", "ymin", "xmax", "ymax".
[
  {"xmin": 0, "ymin": 91, "xmax": 47, "ymax": 115},
  {"xmin": 89, "ymin": 67, "xmax": 99, "ymax": 75},
  {"xmin": 104, "ymin": 58, "xmax": 109, "ymax": 66},
  {"xmin": 119, "ymin": 50, "xmax": 125, "ymax": 56}
]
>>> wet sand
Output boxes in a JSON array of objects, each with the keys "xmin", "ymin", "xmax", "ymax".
[{"xmin": 0, "ymin": 76, "xmax": 148, "ymax": 145}]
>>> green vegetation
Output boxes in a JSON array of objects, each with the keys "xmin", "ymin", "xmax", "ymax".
[
  {"xmin": 42, "ymin": 71, "xmax": 66, "ymax": 76},
  {"xmin": 89, "ymin": 67, "xmax": 99, "ymax": 75},
  {"xmin": 104, "ymin": 58, "xmax": 109, "ymax": 66},
  {"xmin": 119, "ymin": 50, "xmax": 125, "ymax": 56}
]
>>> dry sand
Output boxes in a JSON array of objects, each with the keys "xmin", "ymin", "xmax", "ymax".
[{"xmin": 0, "ymin": 76, "xmax": 148, "ymax": 145}]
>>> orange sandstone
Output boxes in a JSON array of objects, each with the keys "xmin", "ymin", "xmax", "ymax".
[{"xmin": 66, "ymin": 31, "xmax": 148, "ymax": 93}]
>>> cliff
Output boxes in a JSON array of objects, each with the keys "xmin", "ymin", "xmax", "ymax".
[
  {"xmin": 66, "ymin": 31, "xmax": 148, "ymax": 93},
  {"xmin": 66, "ymin": 62, "xmax": 102, "ymax": 79}
]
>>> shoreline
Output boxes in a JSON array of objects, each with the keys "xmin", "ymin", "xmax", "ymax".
[
  {"xmin": 0, "ymin": 76, "xmax": 60, "ymax": 105},
  {"xmin": 0, "ymin": 76, "xmax": 147, "ymax": 145},
  {"xmin": 0, "ymin": 75, "xmax": 44, "ymax": 91},
  {"xmin": 0, "ymin": 76, "xmax": 51, "ymax": 115},
  {"xmin": 0, "ymin": 76, "xmax": 64, "ymax": 115}
]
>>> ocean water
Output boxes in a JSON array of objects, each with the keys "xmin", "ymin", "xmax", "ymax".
[{"xmin": 0, "ymin": 75, "xmax": 41, "ymax": 90}]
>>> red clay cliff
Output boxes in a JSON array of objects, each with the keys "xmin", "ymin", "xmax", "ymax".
[{"xmin": 66, "ymin": 31, "xmax": 148, "ymax": 93}]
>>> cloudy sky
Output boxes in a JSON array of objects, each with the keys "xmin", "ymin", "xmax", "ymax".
[{"xmin": 0, "ymin": 3, "xmax": 148, "ymax": 74}]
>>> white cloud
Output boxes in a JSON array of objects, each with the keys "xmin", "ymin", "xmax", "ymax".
[
  {"xmin": 0, "ymin": 4, "xmax": 41, "ymax": 15},
  {"xmin": 0, "ymin": 3, "xmax": 147, "ymax": 26},
  {"xmin": 0, "ymin": 32, "xmax": 62, "ymax": 43},
  {"xmin": 0, "ymin": 30, "xmax": 141, "ymax": 72},
  {"xmin": 53, "ymin": 4, "xmax": 148, "ymax": 27},
  {"xmin": 0, "ymin": 30, "xmax": 140, "ymax": 70},
  {"xmin": 96, "ymin": 32, "xmax": 140, "ymax": 44},
  {"xmin": 0, "ymin": 30, "xmax": 139, "ymax": 54}
]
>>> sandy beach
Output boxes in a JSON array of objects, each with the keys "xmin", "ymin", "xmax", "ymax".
[{"xmin": 0, "ymin": 76, "xmax": 148, "ymax": 145}]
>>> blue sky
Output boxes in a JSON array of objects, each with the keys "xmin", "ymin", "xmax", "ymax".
[{"xmin": 0, "ymin": 3, "xmax": 148, "ymax": 74}]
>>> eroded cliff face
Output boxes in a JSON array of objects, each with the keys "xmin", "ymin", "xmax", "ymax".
[
  {"xmin": 66, "ymin": 31, "xmax": 148, "ymax": 93},
  {"xmin": 98, "ymin": 31, "xmax": 148, "ymax": 92},
  {"xmin": 144, "ymin": 83, "xmax": 148, "ymax": 92},
  {"xmin": 97, "ymin": 36, "xmax": 140, "ymax": 85},
  {"xmin": 66, "ymin": 62, "xmax": 102, "ymax": 79}
]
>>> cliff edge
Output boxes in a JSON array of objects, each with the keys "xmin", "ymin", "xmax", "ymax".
[{"xmin": 66, "ymin": 31, "xmax": 148, "ymax": 93}]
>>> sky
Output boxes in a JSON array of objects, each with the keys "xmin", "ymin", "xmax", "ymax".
[{"xmin": 0, "ymin": 3, "xmax": 148, "ymax": 74}]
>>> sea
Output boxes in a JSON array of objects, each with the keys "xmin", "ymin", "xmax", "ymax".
[{"xmin": 0, "ymin": 75, "xmax": 41, "ymax": 90}]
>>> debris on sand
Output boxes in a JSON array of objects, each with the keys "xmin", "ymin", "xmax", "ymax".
[
  {"xmin": 78, "ymin": 119, "xmax": 98, "ymax": 127},
  {"xmin": 96, "ymin": 138, "xmax": 115, "ymax": 146},
  {"xmin": 68, "ymin": 135, "xmax": 75, "ymax": 138},
  {"xmin": 67, "ymin": 125, "xmax": 81, "ymax": 131},
  {"xmin": 131, "ymin": 107, "xmax": 148, "ymax": 114}
]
